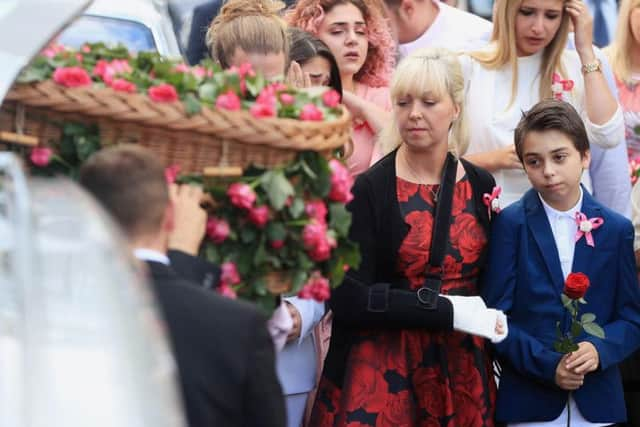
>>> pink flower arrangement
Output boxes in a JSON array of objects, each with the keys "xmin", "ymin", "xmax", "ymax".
[
  {"xmin": 148, "ymin": 83, "xmax": 179, "ymax": 103},
  {"xmin": 249, "ymin": 88, "xmax": 277, "ymax": 118},
  {"xmin": 216, "ymin": 91, "xmax": 242, "ymax": 111},
  {"xmin": 110, "ymin": 78, "xmax": 137, "ymax": 93},
  {"xmin": 53, "ymin": 67, "xmax": 92, "ymax": 88},
  {"xmin": 322, "ymin": 90, "xmax": 341, "ymax": 108},
  {"xmin": 300, "ymin": 104, "xmax": 324, "ymax": 121},
  {"xmin": 297, "ymin": 272, "xmax": 331, "ymax": 302}
]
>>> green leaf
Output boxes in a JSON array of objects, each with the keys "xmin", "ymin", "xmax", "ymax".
[
  {"xmin": 290, "ymin": 270, "xmax": 308, "ymax": 294},
  {"xmin": 561, "ymin": 294, "xmax": 573, "ymax": 308},
  {"xmin": 299, "ymin": 152, "xmax": 331, "ymax": 197},
  {"xmin": 579, "ymin": 298, "xmax": 588, "ymax": 305},
  {"xmin": 288, "ymin": 197, "xmax": 305, "ymax": 219},
  {"xmin": 198, "ymin": 82, "xmax": 218, "ymax": 103},
  {"xmin": 329, "ymin": 203, "xmax": 352, "ymax": 236},
  {"xmin": 581, "ymin": 313, "xmax": 596, "ymax": 323},
  {"xmin": 183, "ymin": 93, "xmax": 202, "ymax": 116},
  {"xmin": 253, "ymin": 238, "xmax": 269, "ymax": 267},
  {"xmin": 261, "ymin": 170, "xmax": 294, "ymax": 210},
  {"xmin": 583, "ymin": 322, "xmax": 606, "ymax": 339},
  {"xmin": 266, "ymin": 222, "xmax": 287, "ymax": 242},
  {"xmin": 240, "ymin": 228, "xmax": 257, "ymax": 243}
]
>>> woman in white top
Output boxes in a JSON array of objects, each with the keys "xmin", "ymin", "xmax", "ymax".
[{"xmin": 461, "ymin": 0, "xmax": 624, "ymax": 207}]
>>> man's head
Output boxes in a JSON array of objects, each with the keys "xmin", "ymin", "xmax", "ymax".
[
  {"xmin": 380, "ymin": 0, "xmax": 438, "ymax": 45},
  {"xmin": 79, "ymin": 145, "xmax": 172, "ymax": 243},
  {"xmin": 514, "ymin": 99, "xmax": 590, "ymax": 210}
]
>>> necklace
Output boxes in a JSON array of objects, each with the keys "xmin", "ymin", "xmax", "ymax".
[{"xmin": 400, "ymin": 147, "xmax": 440, "ymax": 202}]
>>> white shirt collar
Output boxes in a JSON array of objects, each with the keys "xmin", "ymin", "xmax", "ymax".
[
  {"xmin": 133, "ymin": 248, "xmax": 170, "ymax": 265},
  {"xmin": 539, "ymin": 188, "xmax": 583, "ymax": 220}
]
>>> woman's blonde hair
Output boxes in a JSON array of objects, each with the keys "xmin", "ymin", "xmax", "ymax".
[
  {"xmin": 605, "ymin": 0, "xmax": 640, "ymax": 85},
  {"xmin": 380, "ymin": 48, "xmax": 468, "ymax": 156},
  {"xmin": 471, "ymin": 0, "xmax": 570, "ymax": 106},
  {"xmin": 206, "ymin": 0, "xmax": 289, "ymax": 69}
]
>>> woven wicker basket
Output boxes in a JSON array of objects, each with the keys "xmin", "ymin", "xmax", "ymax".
[{"xmin": 0, "ymin": 80, "xmax": 351, "ymax": 172}]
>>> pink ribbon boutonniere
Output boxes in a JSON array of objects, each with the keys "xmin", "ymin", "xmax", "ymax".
[
  {"xmin": 574, "ymin": 212, "xmax": 604, "ymax": 247},
  {"xmin": 483, "ymin": 186, "xmax": 502, "ymax": 219},
  {"xmin": 551, "ymin": 73, "xmax": 574, "ymax": 101}
]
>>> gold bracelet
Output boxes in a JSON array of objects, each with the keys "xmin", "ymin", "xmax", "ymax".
[{"xmin": 581, "ymin": 60, "xmax": 602, "ymax": 75}]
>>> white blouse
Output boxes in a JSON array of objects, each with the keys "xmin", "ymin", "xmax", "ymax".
[{"xmin": 461, "ymin": 49, "xmax": 624, "ymax": 207}]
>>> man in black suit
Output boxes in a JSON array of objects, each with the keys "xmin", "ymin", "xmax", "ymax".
[{"xmin": 79, "ymin": 145, "xmax": 286, "ymax": 427}]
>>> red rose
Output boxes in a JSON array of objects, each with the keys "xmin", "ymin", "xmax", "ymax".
[
  {"xmin": 270, "ymin": 239, "xmax": 285, "ymax": 249},
  {"xmin": 247, "ymin": 205, "xmax": 269, "ymax": 228},
  {"xmin": 564, "ymin": 272, "xmax": 590, "ymax": 300},
  {"xmin": 30, "ymin": 147, "xmax": 52, "ymax": 167},
  {"xmin": 449, "ymin": 213, "xmax": 487, "ymax": 265},
  {"xmin": 53, "ymin": 66, "xmax": 92, "ymax": 88},
  {"xmin": 148, "ymin": 83, "xmax": 178, "ymax": 103},
  {"xmin": 110, "ymin": 78, "xmax": 137, "ymax": 93},
  {"xmin": 299, "ymin": 103, "xmax": 324, "ymax": 121},
  {"xmin": 322, "ymin": 89, "xmax": 341, "ymax": 108},
  {"xmin": 397, "ymin": 178, "xmax": 419, "ymax": 203},
  {"xmin": 215, "ymin": 90, "xmax": 241, "ymax": 111},
  {"xmin": 227, "ymin": 182, "xmax": 256, "ymax": 210}
]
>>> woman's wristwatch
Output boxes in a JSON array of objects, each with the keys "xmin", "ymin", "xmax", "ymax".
[{"xmin": 582, "ymin": 59, "xmax": 602, "ymax": 75}]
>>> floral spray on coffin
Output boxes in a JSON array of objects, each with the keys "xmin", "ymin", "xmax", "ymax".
[{"xmin": 178, "ymin": 152, "xmax": 360, "ymax": 311}]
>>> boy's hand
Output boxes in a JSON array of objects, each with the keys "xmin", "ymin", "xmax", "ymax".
[
  {"xmin": 565, "ymin": 342, "xmax": 599, "ymax": 375},
  {"xmin": 556, "ymin": 354, "xmax": 585, "ymax": 390}
]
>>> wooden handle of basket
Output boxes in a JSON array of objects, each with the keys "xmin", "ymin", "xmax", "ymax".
[
  {"xmin": 203, "ymin": 166, "xmax": 244, "ymax": 177},
  {"xmin": 0, "ymin": 132, "xmax": 38, "ymax": 147}
]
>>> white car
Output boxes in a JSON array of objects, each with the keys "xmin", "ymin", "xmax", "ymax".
[
  {"xmin": 56, "ymin": 0, "xmax": 182, "ymax": 58},
  {"xmin": 0, "ymin": 1, "xmax": 186, "ymax": 426}
]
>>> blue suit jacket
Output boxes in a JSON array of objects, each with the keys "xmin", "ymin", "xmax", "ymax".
[{"xmin": 483, "ymin": 188, "xmax": 640, "ymax": 423}]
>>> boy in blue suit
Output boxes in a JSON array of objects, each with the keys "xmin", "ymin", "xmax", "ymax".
[{"xmin": 483, "ymin": 99, "xmax": 640, "ymax": 426}]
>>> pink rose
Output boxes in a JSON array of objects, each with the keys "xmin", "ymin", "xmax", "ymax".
[
  {"xmin": 270, "ymin": 239, "xmax": 285, "ymax": 249},
  {"xmin": 30, "ymin": 147, "xmax": 52, "ymax": 167},
  {"xmin": 227, "ymin": 182, "xmax": 256, "ymax": 210},
  {"xmin": 269, "ymin": 82, "xmax": 288, "ymax": 92},
  {"xmin": 279, "ymin": 93, "xmax": 295, "ymax": 106},
  {"xmin": 148, "ymin": 83, "xmax": 179, "ymax": 103},
  {"xmin": 302, "ymin": 221, "xmax": 334, "ymax": 261},
  {"xmin": 216, "ymin": 90, "xmax": 242, "ymax": 111},
  {"xmin": 164, "ymin": 164, "xmax": 180, "ymax": 184},
  {"xmin": 220, "ymin": 261, "xmax": 241, "ymax": 285},
  {"xmin": 191, "ymin": 66, "xmax": 208, "ymax": 78},
  {"xmin": 53, "ymin": 66, "xmax": 92, "ymax": 88},
  {"xmin": 174, "ymin": 63, "xmax": 190, "ymax": 73},
  {"xmin": 75, "ymin": 53, "xmax": 83, "ymax": 63},
  {"xmin": 297, "ymin": 272, "xmax": 331, "ymax": 301},
  {"xmin": 250, "ymin": 88, "xmax": 278, "ymax": 119},
  {"xmin": 309, "ymin": 239, "xmax": 332, "ymax": 262},
  {"xmin": 322, "ymin": 89, "xmax": 341, "ymax": 108},
  {"xmin": 206, "ymin": 217, "xmax": 230, "ymax": 244},
  {"xmin": 81, "ymin": 44, "xmax": 91, "ymax": 53},
  {"xmin": 93, "ymin": 59, "xmax": 131, "ymax": 85},
  {"xmin": 217, "ymin": 283, "xmax": 237, "ymax": 299},
  {"xmin": 328, "ymin": 159, "xmax": 354, "ymax": 203},
  {"xmin": 305, "ymin": 200, "xmax": 328, "ymax": 224},
  {"xmin": 299, "ymin": 104, "xmax": 324, "ymax": 121},
  {"xmin": 42, "ymin": 43, "xmax": 65, "ymax": 58},
  {"xmin": 229, "ymin": 62, "xmax": 256, "ymax": 79},
  {"xmin": 110, "ymin": 78, "xmax": 137, "ymax": 93},
  {"xmin": 247, "ymin": 205, "xmax": 270, "ymax": 228}
]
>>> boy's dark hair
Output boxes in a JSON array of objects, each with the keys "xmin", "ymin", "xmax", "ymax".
[
  {"xmin": 514, "ymin": 99, "xmax": 590, "ymax": 162},
  {"xmin": 79, "ymin": 144, "xmax": 168, "ymax": 239}
]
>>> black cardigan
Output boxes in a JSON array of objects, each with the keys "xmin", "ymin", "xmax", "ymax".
[{"xmin": 324, "ymin": 149, "xmax": 497, "ymax": 386}]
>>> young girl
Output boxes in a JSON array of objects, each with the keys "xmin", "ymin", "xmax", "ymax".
[
  {"xmin": 483, "ymin": 99, "xmax": 640, "ymax": 426},
  {"xmin": 310, "ymin": 47, "xmax": 506, "ymax": 427},
  {"xmin": 462, "ymin": 0, "xmax": 624, "ymax": 207},
  {"xmin": 288, "ymin": 27, "xmax": 343, "ymax": 94},
  {"xmin": 286, "ymin": 0, "xmax": 395, "ymax": 175}
]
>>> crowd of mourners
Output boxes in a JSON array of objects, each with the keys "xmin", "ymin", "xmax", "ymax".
[{"xmin": 76, "ymin": 0, "xmax": 640, "ymax": 426}]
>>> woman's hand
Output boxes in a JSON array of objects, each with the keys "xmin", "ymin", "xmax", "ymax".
[
  {"xmin": 286, "ymin": 60, "xmax": 311, "ymax": 88},
  {"xmin": 565, "ymin": 0, "xmax": 596, "ymax": 63},
  {"xmin": 464, "ymin": 145, "xmax": 522, "ymax": 173}
]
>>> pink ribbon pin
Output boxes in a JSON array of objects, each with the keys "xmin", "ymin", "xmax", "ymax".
[
  {"xmin": 552, "ymin": 73, "xmax": 574, "ymax": 100},
  {"xmin": 574, "ymin": 212, "xmax": 604, "ymax": 247},
  {"xmin": 483, "ymin": 186, "xmax": 502, "ymax": 219}
]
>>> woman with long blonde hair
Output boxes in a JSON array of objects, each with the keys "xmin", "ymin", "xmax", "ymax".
[
  {"xmin": 605, "ymin": 0, "xmax": 640, "ymax": 160},
  {"xmin": 461, "ymin": 0, "xmax": 623, "ymax": 207}
]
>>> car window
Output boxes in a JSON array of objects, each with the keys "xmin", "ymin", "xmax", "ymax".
[{"xmin": 57, "ymin": 15, "xmax": 157, "ymax": 52}]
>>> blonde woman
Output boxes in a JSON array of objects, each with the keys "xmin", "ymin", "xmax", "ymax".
[
  {"xmin": 206, "ymin": 0, "xmax": 289, "ymax": 79},
  {"xmin": 309, "ymin": 48, "xmax": 506, "ymax": 427},
  {"xmin": 461, "ymin": 0, "xmax": 624, "ymax": 207},
  {"xmin": 605, "ymin": 0, "xmax": 640, "ymax": 160}
]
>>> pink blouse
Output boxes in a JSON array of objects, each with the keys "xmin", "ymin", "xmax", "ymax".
[{"xmin": 347, "ymin": 84, "xmax": 391, "ymax": 176}]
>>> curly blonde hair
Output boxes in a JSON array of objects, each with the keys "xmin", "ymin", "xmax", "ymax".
[
  {"xmin": 285, "ymin": 0, "xmax": 395, "ymax": 87},
  {"xmin": 206, "ymin": 0, "xmax": 289, "ymax": 69}
]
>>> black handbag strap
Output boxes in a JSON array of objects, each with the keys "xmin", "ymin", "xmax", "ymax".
[{"xmin": 416, "ymin": 152, "xmax": 458, "ymax": 309}]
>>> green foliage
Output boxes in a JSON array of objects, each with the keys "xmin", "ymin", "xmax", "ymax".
[{"xmin": 554, "ymin": 279, "xmax": 605, "ymax": 353}]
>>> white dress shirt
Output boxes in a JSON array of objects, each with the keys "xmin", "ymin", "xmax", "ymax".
[
  {"xmin": 133, "ymin": 248, "xmax": 170, "ymax": 265},
  {"xmin": 510, "ymin": 189, "xmax": 607, "ymax": 427}
]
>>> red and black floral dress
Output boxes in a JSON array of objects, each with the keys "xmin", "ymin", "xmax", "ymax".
[{"xmin": 311, "ymin": 176, "xmax": 496, "ymax": 427}]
